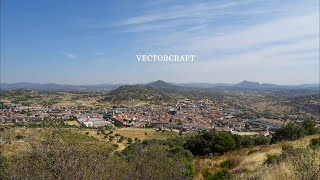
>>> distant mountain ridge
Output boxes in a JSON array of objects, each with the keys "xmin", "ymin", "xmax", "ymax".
[
  {"xmin": 0, "ymin": 82, "xmax": 124, "ymax": 92},
  {"xmin": 173, "ymin": 80, "xmax": 319, "ymax": 90},
  {"xmin": 1, "ymin": 80, "xmax": 319, "ymax": 92}
]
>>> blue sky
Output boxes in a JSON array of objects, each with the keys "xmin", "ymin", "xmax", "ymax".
[{"xmin": 1, "ymin": 0, "xmax": 319, "ymax": 85}]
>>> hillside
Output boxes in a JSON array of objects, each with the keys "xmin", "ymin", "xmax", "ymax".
[
  {"xmin": 103, "ymin": 84, "xmax": 174, "ymax": 106},
  {"xmin": 193, "ymin": 134, "xmax": 320, "ymax": 180},
  {"xmin": 1, "ymin": 125, "xmax": 319, "ymax": 180},
  {"xmin": 1, "ymin": 81, "xmax": 319, "ymax": 120}
]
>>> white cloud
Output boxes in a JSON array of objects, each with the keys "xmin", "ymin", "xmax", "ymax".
[
  {"xmin": 96, "ymin": 52, "xmax": 105, "ymax": 56},
  {"xmin": 121, "ymin": 1, "xmax": 253, "ymax": 25},
  {"xmin": 63, "ymin": 52, "xmax": 77, "ymax": 59},
  {"xmin": 189, "ymin": 13, "xmax": 318, "ymax": 52}
]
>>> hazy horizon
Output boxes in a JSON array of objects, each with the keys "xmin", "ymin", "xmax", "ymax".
[
  {"xmin": 1, "ymin": 80, "xmax": 319, "ymax": 86},
  {"xmin": 1, "ymin": 0, "xmax": 319, "ymax": 85}
]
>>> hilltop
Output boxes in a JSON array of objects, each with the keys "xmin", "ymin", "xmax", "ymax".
[{"xmin": 103, "ymin": 84, "xmax": 173, "ymax": 105}]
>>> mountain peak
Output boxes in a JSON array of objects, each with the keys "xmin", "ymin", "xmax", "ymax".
[
  {"xmin": 149, "ymin": 80, "xmax": 170, "ymax": 86},
  {"xmin": 153, "ymin": 80, "xmax": 166, "ymax": 84},
  {"xmin": 235, "ymin": 80, "xmax": 260, "ymax": 88},
  {"xmin": 146, "ymin": 80, "xmax": 180, "ymax": 90}
]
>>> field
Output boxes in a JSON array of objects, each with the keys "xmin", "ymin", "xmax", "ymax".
[{"xmin": 0, "ymin": 126, "xmax": 180, "ymax": 154}]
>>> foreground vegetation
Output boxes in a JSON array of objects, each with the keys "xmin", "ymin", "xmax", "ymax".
[{"xmin": 0, "ymin": 120, "xmax": 319, "ymax": 180}]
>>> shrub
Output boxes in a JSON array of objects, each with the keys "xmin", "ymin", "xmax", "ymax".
[
  {"xmin": 169, "ymin": 146, "xmax": 194, "ymax": 161},
  {"xmin": 202, "ymin": 168, "xmax": 211, "ymax": 179},
  {"xmin": 302, "ymin": 120, "xmax": 319, "ymax": 135},
  {"xmin": 211, "ymin": 132, "xmax": 236, "ymax": 154},
  {"xmin": 264, "ymin": 154, "xmax": 279, "ymax": 164},
  {"xmin": 219, "ymin": 159, "xmax": 239, "ymax": 169},
  {"xmin": 271, "ymin": 123, "xmax": 305, "ymax": 143},
  {"xmin": 127, "ymin": 138, "xmax": 133, "ymax": 144},
  {"xmin": 208, "ymin": 168, "xmax": 232, "ymax": 180},
  {"xmin": 247, "ymin": 149, "xmax": 260, "ymax": 155},
  {"xmin": 241, "ymin": 136, "xmax": 254, "ymax": 148},
  {"xmin": 15, "ymin": 134, "xmax": 24, "ymax": 139},
  {"xmin": 115, "ymin": 133, "xmax": 121, "ymax": 137},
  {"xmin": 185, "ymin": 131, "xmax": 235, "ymax": 155},
  {"xmin": 289, "ymin": 147, "xmax": 320, "ymax": 179},
  {"xmin": 118, "ymin": 136, "xmax": 124, "ymax": 143},
  {"xmin": 112, "ymin": 144, "xmax": 119, "ymax": 148},
  {"xmin": 184, "ymin": 134, "xmax": 210, "ymax": 156},
  {"xmin": 254, "ymin": 136, "xmax": 269, "ymax": 145},
  {"xmin": 309, "ymin": 137, "xmax": 320, "ymax": 148}
]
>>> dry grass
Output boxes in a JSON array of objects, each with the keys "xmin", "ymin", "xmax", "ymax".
[
  {"xmin": 237, "ymin": 162, "xmax": 298, "ymax": 180},
  {"xmin": 2, "ymin": 127, "xmax": 179, "ymax": 152},
  {"xmin": 64, "ymin": 120, "xmax": 80, "ymax": 127},
  {"xmin": 193, "ymin": 134, "xmax": 320, "ymax": 180},
  {"xmin": 231, "ymin": 132, "xmax": 259, "ymax": 136}
]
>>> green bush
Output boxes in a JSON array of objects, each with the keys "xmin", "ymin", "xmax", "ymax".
[
  {"xmin": 112, "ymin": 144, "xmax": 119, "ymax": 148},
  {"xmin": 184, "ymin": 131, "xmax": 236, "ymax": 155},
  {"xmin": 309, "ymin": 137, "xmax": 320, "ymax": 148},
  {"xmin": 219, "ymin": 159, "xmax": 239, "ymax": 169},
  {"xmin": 211, "ymin": 132, "xmax": 236, "ymax": 154},
  {"xmin": 271, "ymin": 123, "xmax": 305, "ymax": 143},
  {"xmin": 241, "ymin": 136, "xmax": 254, "ymax": 148},
  {"xmin": 118, "ymin": 136, "xmax": 124, "ymax": 143},
  {"xmin": 264, "ymin": 154, "xmax": 279, "ymax": 164},
  {"xmin": 202, "ymin": 168, "xmax": 212, "ymax": 179},
  {"xmin": 208, "ymin": 168, "xmax": 232, "ymax": 180},
  {"xmin": 302, "ymin": 120, "xmax": 319, "ymax": 135},
  {"xmin": 254, "ymin": 136, "xmax": 269, "ymax": 145}
]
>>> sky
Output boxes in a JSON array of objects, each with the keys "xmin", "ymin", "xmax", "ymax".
[{"xmin": 1, "ymin": 0, "xmax": 319, "ymax": 85}]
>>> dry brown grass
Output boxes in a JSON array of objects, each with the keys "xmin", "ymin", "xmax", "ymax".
[
  {"xmin": 193, "ymin": 134, "xmax": 320, "ymax": 180},
  {"xmin": 231, "ymin": 132, "xmax": 259, "ymax": 136},
  {"xmin": 64, "ymin": 120, "xmax": 80, "ymax": 127},
  {"xmin": 237, "ymin": 162, "xmax": 298, "ymax": 180}
]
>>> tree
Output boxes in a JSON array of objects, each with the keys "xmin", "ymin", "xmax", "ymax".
[
  {"xmin": 302, "ymin": 120, "xmax": 319, "ymax": 135},
  {"xmin": 240, "ymin": 136, "xmax": 254, "ymax": 148},
  {"xmin": 271, "ymin": 123, "xmax": 305, "ymax": 144},
  {"xmin": 184, "ymin": 135, "xmax": 210, "ymax": 156},
  {"xmin": 254, "ymin": 136, "xmax": 269, "ymax": 145},
  {"xmin": 210, "ymin": 132, "xmax": 236, "ymax": 154},
  {"xmin": 128, "ymin": 138, "xmax": 133, "ymax": 144}
]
